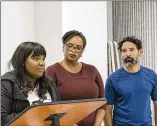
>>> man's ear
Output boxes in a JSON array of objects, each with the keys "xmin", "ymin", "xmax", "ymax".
[{"xmin": 139, "ymin": 49, "xmax": 143, "ymax": 56}]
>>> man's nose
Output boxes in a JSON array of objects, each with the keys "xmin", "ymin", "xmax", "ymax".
[{"xmin": 126, "ymin": 51, "xmax": 131, "ymax": 56}]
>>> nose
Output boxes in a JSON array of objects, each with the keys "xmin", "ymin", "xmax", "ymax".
[
  {"xmin": 127, "ymin": 53, "xmax": 131, "ymax": 57},
  {"xmin": 126, "ymin": 51, "xmax": 131, "ymax": 57},
  {"xmin": 72, "ymin": 46, "xmax": 77, "ymax": 52},
  {"xmin": 39, "ymin": 60, "xmax": 45, "ymax": 66}
]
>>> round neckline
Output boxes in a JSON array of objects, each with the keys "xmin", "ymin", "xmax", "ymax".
[
  {"xmin": 56, "ymin": 62, "xmax": 83, "ymax": 75},
  {"xmin": 122, "ymin": 66, "xmax": 141, "ymax": 74}
]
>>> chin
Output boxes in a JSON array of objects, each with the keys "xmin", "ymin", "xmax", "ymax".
[
  {"xmin": 69, "ymin": 60, "xmax": 78, "ymax": 63},
  {"xmin": 35, "ymin": 73, "xmax": 44, "ymax": 79},
  {"xmin": 67, "ymin": 58, "xmax": 76, "ymax": 62}
]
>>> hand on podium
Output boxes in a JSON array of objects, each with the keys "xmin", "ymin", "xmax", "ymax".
[{"xmin": 73, "ymin": 124, "xmax": 78, "ymax": 126}]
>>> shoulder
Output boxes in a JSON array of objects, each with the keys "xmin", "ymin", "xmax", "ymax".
[
  {"xmin": 82, "ymin": 62, "xmax": 98, "ymax": 71},
  {"xmin": 46, "ymin": 63, "xmax": 60, "ymax": 77},
  {"xmin": 81, "ymin": 62, "xmax": 103, "ymax": 77},
  {"xmin": 140, "ymin": 66, "xmax": 156, "ymax": 74},
  {"xmin": 108, "ymin": 68, "xmax": 124, "ymax": 79},
  {"xmin": 106, "ymin": 68, "xmax": 125, "ymax": 83},
  {"xmin": 1, "ymin": 71, "xmax": 17, "ymax": 84},
  {"xmin": 140, "ymin": 66, "xmax": 157, "ymax": 82},
  {"xmin": 1, "ymin": 71, "xmax": 16, "ymax": 94},
  {"xmin": 46, "ymin": 63, "xmax": 59, "ymax": 71},
  {"xmin": 1, "ymin": 70, "xmax": 16, "ymax": 79}
]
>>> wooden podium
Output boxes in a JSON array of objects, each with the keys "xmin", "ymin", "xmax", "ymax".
[{"xmin": 7, "ymin": 98, "xmax": 106, "ymax": 126}]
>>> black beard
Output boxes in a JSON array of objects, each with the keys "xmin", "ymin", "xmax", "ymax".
[{"xmin": 123, "ymin": 57, "xmax": 138, "ymax": 67}]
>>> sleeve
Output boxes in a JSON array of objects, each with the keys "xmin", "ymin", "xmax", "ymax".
[
  {"xmin": 105, "ymin": 77, "xmax": 116, "ymax": 105},
  {"xmin": 94, "ymin": 66, "xmax": 106, "ymax": 110},
  {"xmin": 45, "ymin": 66, "xmax": 57, "ymax": 80},
  {"xmin": 150, "ymin": 71, "xmax": 157, "ymax": 101},
  {"xmin": 1, "ymin": 81, "xmax": 19, "ymax": 126}
]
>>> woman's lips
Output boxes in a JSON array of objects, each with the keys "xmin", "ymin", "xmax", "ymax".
[
  {"xmin": 37, "ymin": 68, "xmax": 44, "ymax": 72},
  {"xmin": 69, "ymin": 54, "xmax": 76, "ymax": 58}
]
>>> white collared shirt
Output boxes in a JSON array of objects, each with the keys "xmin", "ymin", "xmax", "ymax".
[{"xmin": 27, "ymin": 86, "xmax": 52, "ymax": 105}]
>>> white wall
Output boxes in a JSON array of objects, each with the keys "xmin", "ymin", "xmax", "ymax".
[
  {"xmin": 1, "ymin": 1, "xmax": 63, "ymax": 74},
  {"xmin": 34, "ymin": 1, "xmax": 63, "ymax": 67},
  {"xmin": 62, "ymin": 1, "xmax": 108, "ymax": 82},
  {"xmin": 107, "ymin": 1, "xmax": 113, "ymax": 41},
  {"xmin": 1, "ymin": 1, "xmax": 108, "ymax": 83},
  {"xmin": 1, "ymin": 1, "xmax": 35, "ymax": 75},
  {"xmin": 1, "ymin": 3, "xmax": 107, "ymax": 125}
]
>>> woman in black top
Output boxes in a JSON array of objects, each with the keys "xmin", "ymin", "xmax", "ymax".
[{"xmin": 1, "ymin": 41, "xmax": 60, "ymax": 126}]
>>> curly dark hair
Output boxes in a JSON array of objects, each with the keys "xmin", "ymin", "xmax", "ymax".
[
  {"xmin": 62, "ymin": 30, "xmax": 87, "ymax": 49},
  {"xmin": 118, "ymin": 36, "xmax": 142, "ymax": 52}
]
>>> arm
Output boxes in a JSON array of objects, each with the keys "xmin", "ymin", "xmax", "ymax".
[
  {"xmin": 150, "ymin": 70, "xmax": 157, "ymax": 126},
  {"xmin": 46, "ymin": 66, "xmax": 61, "ymax": 101},
  {"xmin": 104, "ymin": 105, "xmax": 113, "ymax": 126},
  {"xmin": 94, "ymin": 67, "xmax": 106, "ymax": 125},
  {"xmin": 1, "ymin": 81, "xmax": 19, "ymax": 125},
  {"xmin": 154, "ymin": 101, "xmax": 157, "ymax": 126},
  {"xmin": 94, "ymin": 109, "xmax": 105, "ymax": 126},
  {"xmin": 104, "ymin": 77, "xmax": 115, "ymax": 126}
]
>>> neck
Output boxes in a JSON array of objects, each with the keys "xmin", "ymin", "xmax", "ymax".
[
  {"xmin": 62, "ymin": 59, "xmax": 80, "ymax": 68},
  {"xmin": 60, "ymin": 59, "xmax": 82, "ymax": 73},
  {"xmin": 24, "ymin": 73, "xmax": 37, "ymax": 90},
  {"xmin": 124, "ymin": 63, "xmax": 140, "ymax": 73}
]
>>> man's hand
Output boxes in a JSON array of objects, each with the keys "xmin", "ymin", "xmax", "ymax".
[{"xmin": 72, "ymin": 124, "xmax": 78, "ymax": 126}]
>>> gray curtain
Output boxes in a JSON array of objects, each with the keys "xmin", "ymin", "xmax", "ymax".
[
  {"xmin": 107, "ymin": 41, "xmax": 121, "ymax": 76},
  {"xmin": 112, "ymin": 1, "xmax": 157, "ymax": 124},
  {"xmin": 112, "ymin": 1, "xmax": 157, "ymax": 72}
]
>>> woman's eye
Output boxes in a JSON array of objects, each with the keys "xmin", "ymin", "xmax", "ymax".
[
  {"xmin": 77, "ymin": 46, "xmax": 83, "ymax": 50},
  {"xmin": 32, "ymin": 57, "xmax": 39, "ymax": 61},
  {"xmin": 68, "ymin": 45, "xmax": 73, "ymax": 48}
]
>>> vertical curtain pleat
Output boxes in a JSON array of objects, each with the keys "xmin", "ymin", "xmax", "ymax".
[
  {"xmin": 112, "ymin": 1, "xmax": 157, "ymax": 124},
  {"xmin": 107, "ymin": 41, "xmax": 121, "ymax": 76},
  {"xmin": 112, "ymin": 1, "xmax": 157, "ymax": 72}
]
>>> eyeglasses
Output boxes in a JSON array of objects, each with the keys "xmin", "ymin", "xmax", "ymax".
[{"xmin": 66, "ymin": 43, "xmax": 83, "ymax": 53}]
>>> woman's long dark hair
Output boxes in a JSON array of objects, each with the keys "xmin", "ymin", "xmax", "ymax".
[{"xmin": 8, "ymin": 41, "xmax": 51, "ymax": 98}]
